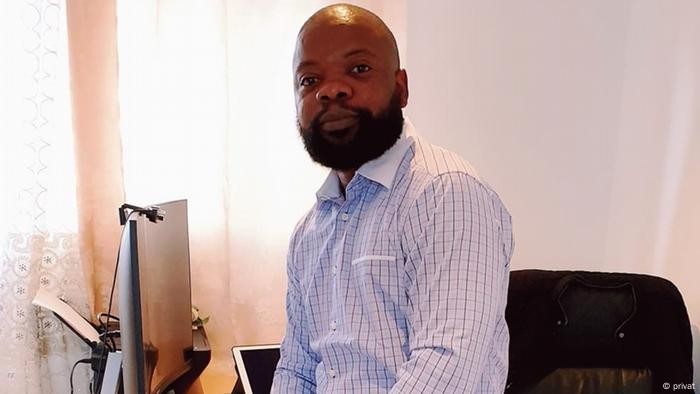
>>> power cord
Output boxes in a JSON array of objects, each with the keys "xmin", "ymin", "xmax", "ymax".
[
  {"xmin": 97, "ymin": 312, "xmax": 120, "ymax": 351},
  {"xmin": 70, "ymin": 358, "xmax": 91, "ymax": 394}
]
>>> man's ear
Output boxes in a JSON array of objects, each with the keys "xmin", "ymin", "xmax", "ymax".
[{"xmin": 395, "ymin": 69, "xmax": 409, "ymax": 108}]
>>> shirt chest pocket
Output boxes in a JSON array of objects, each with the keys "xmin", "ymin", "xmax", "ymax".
[{"xmin": 350, "ymin": 255, "xmax": 404, "ymax": 313}]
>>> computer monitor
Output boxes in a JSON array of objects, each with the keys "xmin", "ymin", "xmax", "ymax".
[{"xmin": 118, "ymin": 200, "xmax": 194, "ymax": 393}]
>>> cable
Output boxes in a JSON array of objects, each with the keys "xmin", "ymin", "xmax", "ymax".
[
  {"xmin": 97, "ymin": 313, "xmax": 120, "ymax": 323},
  {"xmin": 105, "ymin": 211, "xmax": 134, "ymax": 335},
  {"xmin": 97, "ymin": 313, "xmax": 120, "ymax": 351},
  {"xmin": 70, "ymin": 358, "xmax": 91, "ymax": 394},
  {"xmin": 98, "ymin": 330, "xmax": 121, "ymax": 344}
]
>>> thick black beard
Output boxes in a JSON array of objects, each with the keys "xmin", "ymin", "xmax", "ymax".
[{"xmin": 297, "ymin": 93, "xmax": 404, "ymax": 171}]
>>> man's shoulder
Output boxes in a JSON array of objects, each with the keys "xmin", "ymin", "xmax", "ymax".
[
  {"xmin": 410, "ymin": 135, "xmax": 482, "ymax": 179},
  {"xmin": 398, "ymin": 136, "xmax": 513, "ymax": 241},
  {"xmin": 287, "ymin": 198, "xmax": 338, "ymax": 254},
  {"xmin": 288, "ymin": 203, "xmax": 322, "ymax": 243},
  {"xmin": 401, "ymin": 135, "xmax": 498, "ymax": 200}
]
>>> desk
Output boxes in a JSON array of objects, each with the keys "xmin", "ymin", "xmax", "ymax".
[
  {"xmin": 170, "ymin": 326, "xmax": 211, "ymax": 392},
  {"xmin": 188, "ymin": 368, "xmax": 237, "ymax": 394}
]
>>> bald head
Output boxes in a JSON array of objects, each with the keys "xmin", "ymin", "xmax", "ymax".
[{"xmin": 297, "ymin": 3, "xmax": 400, "ymax": 69}]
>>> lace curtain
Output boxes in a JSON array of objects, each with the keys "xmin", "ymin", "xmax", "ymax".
[{"xmin": 0, "ymin": 0, "xmax": 91, "ymax": 392}]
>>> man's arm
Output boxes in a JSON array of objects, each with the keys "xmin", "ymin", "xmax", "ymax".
[
  {"xmin": 391, "ymin": 172, "xmax": 513, "ymax": 393},
  {"xmin": 271, "ymin": 234, "xmax": 319, "ymax": 393}
]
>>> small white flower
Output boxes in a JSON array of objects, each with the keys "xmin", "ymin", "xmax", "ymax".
[{"xmin": 191, "ymin": 306, "xmax": 199, "ymax": 323}]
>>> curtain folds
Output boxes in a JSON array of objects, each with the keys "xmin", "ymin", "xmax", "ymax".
[{"xmin": 65, "ymin": 0, "xmax": 125, "ymax": 320}]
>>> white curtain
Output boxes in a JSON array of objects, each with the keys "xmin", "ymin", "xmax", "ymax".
[
  {"xmin": 116, "ymin": 0, "xmax": 406, "ymax": 380},
  {"xmin": 0, "ymin": 0, "xmax": 91, "ymax": 392}
]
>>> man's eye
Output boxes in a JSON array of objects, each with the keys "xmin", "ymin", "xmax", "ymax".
[
  {"xmin": 300, "ymin": 76, "xmax": 317, "ymax": 87},
  {"xmin": 351, "ymin": 64, "xmax": 371, "ymax": 74}
]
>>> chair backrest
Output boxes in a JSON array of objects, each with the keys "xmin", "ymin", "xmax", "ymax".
[{"xmin": 505, "ymin": 269, "xmax": 694, "ymax": 394}]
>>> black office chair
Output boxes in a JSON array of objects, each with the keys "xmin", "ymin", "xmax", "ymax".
[{"xmin": 505, "ymin": 269, "xmax": 695, "ymax": 394}]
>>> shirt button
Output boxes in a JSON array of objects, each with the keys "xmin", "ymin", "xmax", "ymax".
[
  {"xmin": 332, "ymin": 265, "xmax": 337, "ymax": 275},
  {"xmin": 330, "ymin": 320, "xmax": 337, "ymax": 331},
  {"xmin": 329, "ymin": 368, "xmax": 336, "ymax": 378},
  {"xmin": 339, "ymin": 212, "xmax": 349, "ymax": 221}
]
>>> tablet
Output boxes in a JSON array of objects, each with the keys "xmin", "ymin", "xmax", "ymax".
[{"xmin": 232, "ymin": 344, "xmax": 281, "ymax": 394}]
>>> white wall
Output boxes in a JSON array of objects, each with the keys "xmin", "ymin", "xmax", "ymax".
[{"xmin": 406, "ymin": 0, "xmax": 700, "ymax": 323}]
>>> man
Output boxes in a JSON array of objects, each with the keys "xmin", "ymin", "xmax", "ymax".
[{"xmin": 272, "ymin": 4, "xmax": 514, "ymax": 393}]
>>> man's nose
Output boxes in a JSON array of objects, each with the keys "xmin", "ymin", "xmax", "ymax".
[{"xmin": 316, "ymin": 80, "xmax": 352, "ymax": 103}]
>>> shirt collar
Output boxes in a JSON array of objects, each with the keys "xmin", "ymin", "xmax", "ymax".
[{"xmin": 316, "ymin": 119, "xmax": 416, "ymax": 201}]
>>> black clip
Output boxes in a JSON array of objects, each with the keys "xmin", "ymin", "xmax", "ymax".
[{"xmin": 118, "ymin": 203, "xmax": 165, "ymax": 225}]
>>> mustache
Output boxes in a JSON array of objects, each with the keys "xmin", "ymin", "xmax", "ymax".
[{"xmin": 310, "ymin": 105, "xmax": 367, "ymax": 129}]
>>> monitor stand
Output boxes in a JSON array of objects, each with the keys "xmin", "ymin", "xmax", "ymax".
[
  {"xmin": 94, "ymin": 327, "xmax": 210, "ymax": 394},
  {"xmin": 155, "ymin": 326, "xmax": 212, "ymax": 393},
  {"xmin": 100, "ymin": 352, "xmax": 123, "ymax": 394}
]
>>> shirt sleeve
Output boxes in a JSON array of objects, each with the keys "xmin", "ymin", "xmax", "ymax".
[
  {"xmin": 271, "ymin": 228, "xmax": 319, "ymax": 393},
  {"xmin": 390, "ymin": 172, "xmax": 513, "ymax": 393}
]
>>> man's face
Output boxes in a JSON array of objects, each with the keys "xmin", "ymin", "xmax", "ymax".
[{"xmin": 293, "ymin": 19, "xmax": 408, "ymax": 170}]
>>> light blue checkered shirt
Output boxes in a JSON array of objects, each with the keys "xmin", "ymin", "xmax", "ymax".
[{"xmin": 272, "ymin": 120, "xmax": 514, "ymax": 393}]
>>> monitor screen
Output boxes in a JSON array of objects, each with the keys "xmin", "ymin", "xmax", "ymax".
[{"xmin": 118, "ymin": 200, "xmax": 193, "ymax": 393}]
